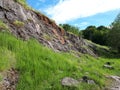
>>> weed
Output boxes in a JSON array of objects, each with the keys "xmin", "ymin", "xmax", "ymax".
[
  {"xmin": 13, "ymin": 20, "xmax": 24, "ymax": 28},
  {"xmin": 0, "ymin": 20, "xmax": 9, "ymax": 31},
  {"xmin": 14, "ymin": 0, "xmax": 31, "ymax": 10},
  {"xmin": 43, "ymin": 34, "xmax": 52, "ymax": 41}
]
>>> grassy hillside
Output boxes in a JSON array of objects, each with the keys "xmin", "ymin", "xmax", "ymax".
[{"xmin": 0, "ymin": 32, "xmax": 120, "ymax": 90}]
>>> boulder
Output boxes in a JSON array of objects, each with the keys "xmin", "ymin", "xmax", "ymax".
[
  {"xmin": 106, "ymin": 75, "xmax": 120, "ymax": 90},
  {"xmin": 61, "ymin": 77, "xmax": 79, "ymax": 87},
  {"xmin": 81, "ymin": 76, "xmax": 95, "ymax": 84},
  {"xmin": 103, "ymin": 64, "xmax": 114, "ymax": 70}
]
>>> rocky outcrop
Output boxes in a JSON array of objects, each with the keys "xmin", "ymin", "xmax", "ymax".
[
  {"xmin": 61, "ymin": 76, "xmax": 95, "ymax": 87},
  {"xmin": 0, "ymin": 0, "xmax": 99, "ymax": 56},
  {"xmin": 106, "ymin": 76, "xmax": 120, "ymax": 90}
]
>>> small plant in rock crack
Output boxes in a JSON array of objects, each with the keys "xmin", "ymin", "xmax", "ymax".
[
  {"xmin": 43, "ymin": 34, "xmax": 52, "ymax": 41},
  {"xmin": 0, "ymin": 20, "xmax": 9, "ymax": 31},
  {"xmin": 14, "ymin": 0, "xmax": 31, "ymax": 10},
  {"xmin": 13, "ymin": 20, "xmax": 25, "ymax": 28}
]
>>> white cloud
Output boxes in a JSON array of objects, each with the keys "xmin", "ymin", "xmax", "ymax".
[
  {"xmin": 74, "ymin": 22, "xmax": 89, "ymax": 27},
  {"xmin": 45, "ymin": 0, "xmax": 120, "ymax": 24},
  {"xmin": 73, "ymin": 22, "xmax": 89, "ymax": 29}
]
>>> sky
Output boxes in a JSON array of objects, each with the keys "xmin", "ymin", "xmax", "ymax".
[{"xmin": 27, "ymin": 0, "xmax": 120, "ymax": 29}]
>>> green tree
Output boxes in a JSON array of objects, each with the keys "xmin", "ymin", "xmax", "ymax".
[
  {"xmin": 59, "ymin": 24, "xmax": 80, "ymax": 36},
  {"xmin": 108, "ymin": 13, "xmax": 120, "ymax": 52},
  {"xmin": 82, "ymin": 26, "xmax": 96, "ymax": 40},
  {"xmin": 96, "ymin": 26, "xmax": 109, "ymax": 45},
  {"xmin": 82, "ymin": 25, "xmax": 109, "ymax": 45}
]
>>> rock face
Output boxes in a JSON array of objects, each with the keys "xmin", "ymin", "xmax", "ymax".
[
  {"xmin": 0, "ymin": 0, "xmax": 98, "ymax": 56},
  {"xmin": 0, "ymin": 68, "xmax": 19, "ymax": 90},
  {"xmin": 106, "ymin": 76, "xmax": 120, "ymax": 90}
]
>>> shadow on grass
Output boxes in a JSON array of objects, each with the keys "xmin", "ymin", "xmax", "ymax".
[{"xmin": 96, "ymin": 47, "xmax": 120, "ymax": 59}]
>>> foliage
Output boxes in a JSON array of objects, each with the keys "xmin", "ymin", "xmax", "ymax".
[
  {"xmin": 108, "ymin": 13, "xmax": 120, "ymax": 52},
  {"xmin": 13, "ymin": 20, "xmax": 25, "ymax": 28},
  {"xmin": 59, "ymin": 24, "xmax": 110, "ymax": 44},
  {"xmin": 82, "ymin": 26, "xmax": 96, "ymax": 40},
  {"xmin": 15, "ymin": 0, "xmax": 26, "ymax": 5},
  {"xmin": 0, "ymin": 20, "xmax": 9, "ymax": 31},
  {"xmin": 14, "ymin": 0, "xmax": 31, "ymax": 9},
  {"xmin": 82, "ymin": 25, "xmax": 110, "ymax": 45},
  {"xmin": 0, "ymin": 47, "xmax": 16, "ymax": 71},
  {"xmin": 43, "ymin": 34, "xmax": 52, "ymax": 41},
  {"xmin": 59, "ymin": 24, "xmax": 80, "ymax": 36},
  {"xmin": 0, "ymin": 32, "xmax": 120, "ymax": 90}
]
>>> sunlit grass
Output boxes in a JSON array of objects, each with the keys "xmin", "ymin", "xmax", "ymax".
[
  {"xmin": 0, "ymin": 32, "xmax": 120, "ymax": 90},
  {"xmin": 14, "ymin": 0, "xmax": 31, "ymax": 10}
]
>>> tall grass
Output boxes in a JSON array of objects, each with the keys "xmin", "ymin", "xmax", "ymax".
[
  {"xmin": 0, "ymin": 32, "xmax": 120, "ymax": 90},
  {"xmin": 14, "ymin": 0, "xmax": 31, "ymax": 10},
  {"xmin": 0, "ymin": 20, "xmax": 9, "ymax": 31}
]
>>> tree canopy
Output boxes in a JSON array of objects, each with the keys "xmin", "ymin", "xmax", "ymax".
[
  {"xmin": 82, "ymin": 25, "xmax": 110, "ymax": 45},
  {"xmin": 108, "ymin": 13, "xmax": 120, "ymax": 52},
  {"xmin": 59, "ymin": 24, "xmax": 80, "ymax": 36},
  {"xmin": 59, "ymin": 13, "xmax": 120, "ymax": 53}
]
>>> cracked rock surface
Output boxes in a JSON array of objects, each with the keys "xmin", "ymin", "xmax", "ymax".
[
  {"xmin": 0, "ymin": 0, "xmax": 106, "ymax": 57},
  {"xmin": 0, "ymin": 68, "xmax": 19, "ymax": 90}
]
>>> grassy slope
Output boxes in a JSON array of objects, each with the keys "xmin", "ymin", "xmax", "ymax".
[{"xmin": 0, "ymin": 32, "xmax": 120, "ymax": 90}]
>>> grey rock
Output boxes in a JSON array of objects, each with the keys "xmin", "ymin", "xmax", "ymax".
[
  {"xmin": 103, "ymin": 64, "xmax": 114, "ymax": 69},
  {"xmin": 87, "ymin": 80, "xmax": 95, "ymax": 84},
  {"xmin": 109, "ymin": 76, "xmax": 120, "ymax": 83},
  {"xmin": 61, "ymin": 77, "xmax": 79, "ymax": 87},
  {"xmin": 106, "ymin": 76, "xmax": 120, "ymax": 90},
  {"xmin": 81, "ymin": 76, "xmax": 95, "ymax": 84}
]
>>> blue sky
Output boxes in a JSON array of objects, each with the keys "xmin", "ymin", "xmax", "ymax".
[{"xmin": 27, "ymin": 0, "xmax": 120, "ymax": 29}]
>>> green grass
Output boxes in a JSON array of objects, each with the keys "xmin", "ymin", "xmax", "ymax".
[
  {"xmin": 13, "ymin": 20, "xmax": 25, "ymax": 28},
  {"xmin": 86, "ymin": 40, "xmax": 120, "ymax": 58},
  {"xmin": 43, "ymin": 34, "xmax": 52, "ymax": 41},
  {"xmin": 14, "ymin": 0, "xmax": 31, "ymax": 10},
  {"xmin": 0, "ymin": 32, "xmax": 120, "ymax": 90},
  {"xmin": 0, "ymin": 20, "xmax": 9, "ymax": 31},
  {"xmin": 0, "ymin": 47, "xmax": 16, "ymax": 71}
]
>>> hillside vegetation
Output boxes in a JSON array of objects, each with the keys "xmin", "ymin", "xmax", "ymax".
[
  {"xmin": 0, "ymin": 0, "xmax": 120, "ymax": 90},
  {"xmin": 61, "ymin": 13, "xmax": 120, "ymax": 53},
  {"xmin": 0, "ymin": 32, "xmax": 120, "ymax": 90}
]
